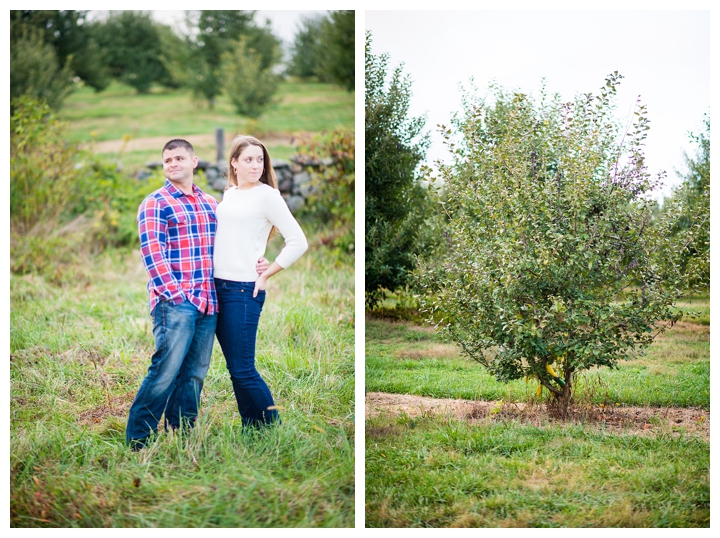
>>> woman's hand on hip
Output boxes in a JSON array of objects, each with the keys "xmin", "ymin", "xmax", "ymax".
[
  {"xmin": 253, "ymin": 275, "xmax": 267, "ymax": 297},
  {"xmin": 253, "ymin": 260, "xmax": 283, "ymax": 296},
  {"xmin": 256, "ymin": 257, "xmax": 269, "ymax": 275}
]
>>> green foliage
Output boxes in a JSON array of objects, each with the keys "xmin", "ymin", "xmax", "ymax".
[
  {"xmin": 10, "ymin": 10, "xmax": 111, "ymax": 92},
  {"xmin": 165, "ymin": 10, "xmax": 281, "ymax": 109},
  {"xmin": 296, "ymin": 129, "xmax": 355, "ymax": 255},
  {"xmin": 659, "ymin": 113, "xmax": 710, "ymax": 289},
  {"xmin": 365, "ymin": 33, "xmax": 430, "ymax": 308},
  {"xmin": 287, "ymin": 14, "xmax": 325, "ymax": 79},
  {"xmin": 10, "ymin": 27, "xmax": 75, "ymax": 110},
  {"xmin": 317, "ymin": 11, "xmax": 356, "ymax": 91},
  {"xmin": 88, "ymin": 11, "xmax": 173, "ymax": 93},
  {"xmin": 220, "ymin": 36, "xmax": 281, "ymax": 118},
  {"xmin": 10, "ymin": 97, "xmax": 165, "ymax": 284},
  {"xmin": 416, "ymin": 74, "xmax": 686, "ymax": 410},
  {"xmin": 11, "ymin": 97, "xmax": 78, "ymax": 232}
]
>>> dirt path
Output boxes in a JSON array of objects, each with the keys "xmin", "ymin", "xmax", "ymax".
[
  {"xmin": 84, "ymin": 133, "xmax": 296, "ymax": 154},
  {"xmin": 366, "ymin": 392, "xmax": 710, "ymax": 438}
]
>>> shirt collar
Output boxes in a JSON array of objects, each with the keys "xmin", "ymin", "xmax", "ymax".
[{"xmin": 164, "ymin": 179, "xmax": 199, "ymax": 199}]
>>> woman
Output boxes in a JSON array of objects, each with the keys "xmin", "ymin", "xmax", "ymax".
[{"xmin": 213, "ymin": 135, "xmax": 308, "ymax": 427}]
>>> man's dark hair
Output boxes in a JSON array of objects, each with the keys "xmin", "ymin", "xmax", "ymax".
[{"xmin": 162, "ymin": 138, "xmax": 194, "ymax": 155}]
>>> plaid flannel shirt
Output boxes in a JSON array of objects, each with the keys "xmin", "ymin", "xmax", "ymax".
[{"xmin": 138, "ymin": 180, "xmax": 219, "ymax": 315}]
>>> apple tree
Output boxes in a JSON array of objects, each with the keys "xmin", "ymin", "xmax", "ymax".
[{"xmin": 416, "ymin": 74, "xmax": 685, "ymax": 413}]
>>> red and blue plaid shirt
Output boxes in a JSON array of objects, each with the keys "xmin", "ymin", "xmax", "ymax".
[{"xmin": 138, "ymin": 180, "xmax": 219, "ymax": 315}]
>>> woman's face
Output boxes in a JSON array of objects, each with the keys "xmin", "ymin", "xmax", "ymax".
[{"xmin": 232, "ymin": 144, "xmax": 264, "ymax": 188}]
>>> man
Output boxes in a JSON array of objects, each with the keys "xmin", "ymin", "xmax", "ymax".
[{"xmin": 126, "ymin": 138, "xmax": 267, "ymax": 450}]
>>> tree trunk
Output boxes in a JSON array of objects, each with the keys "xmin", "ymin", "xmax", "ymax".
[{"xmin": 549, "ymin": 366, "xmax": 573, "ymax": 418}]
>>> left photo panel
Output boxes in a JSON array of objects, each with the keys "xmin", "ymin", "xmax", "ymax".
[{"xmin": 9, "ymin": 9, "xmax": 355, "ymax": 528}]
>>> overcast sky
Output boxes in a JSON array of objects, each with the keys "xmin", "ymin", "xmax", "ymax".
[
  {"xmin": 87, "ymin": 10, "xmax": 327, "ymax": 48},
  {"xmin": 366, "ymin": 9, "xmax": 710, "ymax": 199},
  {"xmin": 148, "ymin": 10, "xmax": 326, "ymax": 46}
]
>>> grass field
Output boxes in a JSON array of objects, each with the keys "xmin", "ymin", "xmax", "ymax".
[
  {"xmin": 58, "ymin": 80, "xmax": 355, "ymax": 174},
  {"xmin": 365, "ymin": 299, "xmax": 710, "ymax": 527},
  {"xmin": 10, "ymin": 229, "xmax": 355, "ymax": 527},
  {"xmin": 11, "ymin": 77, "xmax": 355, "ymax": 527}
]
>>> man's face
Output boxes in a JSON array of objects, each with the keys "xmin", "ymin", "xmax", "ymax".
[{"xmin": 162, "ymin": 147, "xmax": 198, "ymax": 185}]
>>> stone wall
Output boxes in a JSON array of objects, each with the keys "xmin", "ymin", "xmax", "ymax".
[{"xmin": 141, "ymin": 156, "xmax": 327, "ymax": 213}]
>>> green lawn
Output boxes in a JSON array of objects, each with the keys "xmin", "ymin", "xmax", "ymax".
[
  {"xmin": 57, "ymin": 80, "xmax": 355, "ymax": 175},
  {"xmin": 10, "ymin": 228, "xmax": 355, "ymax": 527},
  {"xmin": 365, "ymin": 299, "xmax": 710, "ymax": 527},
  {"xmin": 59, "ymin": 81, "xmax": 354, "ymax": 142}
]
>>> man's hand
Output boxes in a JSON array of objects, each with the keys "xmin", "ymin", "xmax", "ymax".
[{"xmin": 256, "ymin": 257, "xmax": 269, "ymax": 275}]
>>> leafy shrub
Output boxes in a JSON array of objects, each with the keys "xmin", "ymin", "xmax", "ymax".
[
  {"xmin": 296, "ymin": 128, "xmax": 355, "ymax": 255},
  {"xmin": 221, "ymin": 35, "xmax": 281, "ymax": 118},
  {"xmin": 10, "ymin": 27, "xmax": 74, "ymax": 110},
  {"xmin": 10, "ymin": 97, "xmax": 165, "ymax": 284},
  {"xmin": 658, "ymin": 114, "xmax": 710, "ymax": 290},
  {"xmin": 415, "ymin": 75, "xmax": 686, "ymax": 413}
]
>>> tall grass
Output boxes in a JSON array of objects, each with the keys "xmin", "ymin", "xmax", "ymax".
[
  {"xmin": 10, "ymin": 229, "xmax": 354, "ymax": 527},
  {"xmin": 366, "ymin": 415, "xmax": 709, "ymax": 527}
]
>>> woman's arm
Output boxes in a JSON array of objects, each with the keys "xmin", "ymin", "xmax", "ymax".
[
  {"xmin": 265, "ymin": 189, "xmax": 308, "ymax": 269},
  {"xmin": 253, "ymin": 189, "xmax": 309, "ymax": 297}
]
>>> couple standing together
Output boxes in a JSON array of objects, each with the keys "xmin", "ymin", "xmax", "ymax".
[{"xmin": 126, "ymin": 136, "xmax": 308, "ymax": 450}]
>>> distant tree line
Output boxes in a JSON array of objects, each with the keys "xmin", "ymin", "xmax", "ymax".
[
  {"xmin": 287, "ymin": 11, "xmax": 355, "ymax": 91},
  {"xmin": 10, "ymin": 10, "xmax": 354, "ymax": 115}
]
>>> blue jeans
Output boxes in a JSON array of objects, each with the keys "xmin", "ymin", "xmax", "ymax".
[
  {"xmin": 215, "ymin": 279, "xmax": 279, "ymax": 427},
  {"xmin": 126, "ymin": 299, "xmax": 216, "ymax": 447}
]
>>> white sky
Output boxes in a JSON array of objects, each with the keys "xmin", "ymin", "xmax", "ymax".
[
  {"xmin": 366, "ymin": 9, "xmax": 710, "ymax": 199},
  {"xmin": 148, "ymin": 10, "xmax": 328, "ymax": 46},
  {"xmin": 86, "ymin": 10, "xmax": 327, "ymax": 48}
]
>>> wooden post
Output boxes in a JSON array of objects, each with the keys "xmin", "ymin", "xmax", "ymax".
[{"xmin": 215, "ymin": 127, "xmax": 224, "ymax": 165}]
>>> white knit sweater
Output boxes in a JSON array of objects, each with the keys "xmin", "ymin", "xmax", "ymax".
[{"xmin": 213, "ymin": 184, "xmax": 308, "ymax": 282}]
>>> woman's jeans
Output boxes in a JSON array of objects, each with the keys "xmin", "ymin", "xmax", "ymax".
[
  {"xmin": 126, "ymin": 299, "xmax": 216, "ymax": 447},
  {"xmin": 215, "ymin": 278, "xmax": 280, "ymax": 427}
]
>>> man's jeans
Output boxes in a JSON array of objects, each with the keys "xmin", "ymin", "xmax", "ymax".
[
  {"xmin": 126, "ymin": 299, "xmax": 216, "ymax": 447},
  {"xmin": 215, "ymin": 279, "xmax": 279, "ymax": 427}
]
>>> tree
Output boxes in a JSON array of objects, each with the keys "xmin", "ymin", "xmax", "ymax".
[
  {"xmin": 220, "ymin": 36, "xmax": 281, "ymax": 118},
  {"xmin": 88, "ymin": 11, "xmax": 172, "ymax": 93},
  {"xmin": 166, "ymin": 10, "xmax": 280, "ymax": 109},
  {"xmin": 318, "ymin": 11, "xmax": 355, "ymax": 90},
  {"xmin": 10, "ymin": 27, "xmax": 74, "ymax": 110},
  {"xmin": 10, "ymin": 10, "xmax": 111, "ymax": 92},
  {"xmin": 287, "ymin": 14, "xmax": 325, "ymax": 79},
  {"xmin": 365, "ymin": 33, "xmax": 429, "ymax": 308},
  {"xmin": 416, "ymin": 74, "xmax": 685, "ymax": 414},
  {"xmin": 660, "ymin": 114, "xmax": 710, "ymax": 288}
]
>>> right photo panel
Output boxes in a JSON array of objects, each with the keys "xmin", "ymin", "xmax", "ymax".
[{"xmin": 365, "ymin": 10, "xmax": 710, "ymax": 528}]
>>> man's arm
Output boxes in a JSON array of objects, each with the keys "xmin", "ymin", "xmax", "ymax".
[{"xmin": 138, "ymin": 197, "xmax": 185, "ymax": 304}]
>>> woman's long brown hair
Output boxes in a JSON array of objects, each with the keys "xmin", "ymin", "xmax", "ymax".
[{"xmin": 226, "ymin": 135, "xmax": 279, "ymax": 240}]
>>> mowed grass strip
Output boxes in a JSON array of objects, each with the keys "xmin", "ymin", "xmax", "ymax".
[
  {"xmin": 59, "ymin": 81, "xmax": 355, "ymax": 144},
  {"xmin": 11, "ymin": 230, "xmax": 354, "ymax": 528},
  {"xmin": 365, "ymin": 311, "xmax": 710, "ymax": 409},
  {"xmin": 365, "ymin": 298, "xmax": 709, "ymax": 528}
]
